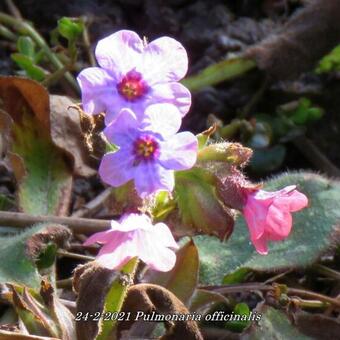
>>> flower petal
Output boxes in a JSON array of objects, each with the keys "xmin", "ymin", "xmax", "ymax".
[
  {"xmin": 266, "ymin": 203, "xmax": 293, "ymax": 240},
  {"xmin": 134, "ymin": 162, "xmax": 174, "ymax": 197},
  {"xmin": 148, "ymin": 82, "xmax": 191, "ymax": 117},
  {"xmin": 96, "ymin": 237, "xmax": 138, "ymax": 269},
  {"xmin": 77, "ymin": 67, "xmax": 116, "ymax": 114},
  {"xmin": 251, "ymin": 235, "xmax": 269, "ymax": 255},
  {"xmin": 153, "ymin": 222, "xmax": 179, "ymax": 249},
  {"xmin": 95, "ymin": 30, "xmax": 143, "ymax": 76},
  {"xmin": 159, "ymin": 132, "xmax": 198, "ymax": 170},
  {"xmin": 83, "ymin": 230, "xmax": 116, "ymax": 246},
  {"xmin": 141, "ymin": 37, "xmax": 188, "ymax": 84},
  {"xmin": 99, "ymin": 150, "xmax": 134, "ymax": 187},
  {"xmin": 104, "ymin": 108, "xmax": 139, "ymax": 145},
  {"xmin": 243, "ymin": 196, "xmax": 267, "ymax": 241},
  {"xmin": 136, "ymin": 229, "xmax": 177, "ymax": 271},
  {"xmin": 114, "ymin": 213, "xmax": 152, "ymax": 232},
  {"xmin": 274, "ymin": 190, "xmax": 309, "ymax": 212},
  {"xmin": 142, "ymin": 104, "xmax": 182, "ymax": 138}
]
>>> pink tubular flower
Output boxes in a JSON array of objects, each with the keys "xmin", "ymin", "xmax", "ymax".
[
  {"xmin": 84, "ymin": 213, "xmax": 179, "ymax": 272},
  {"xmin": 99, "ymin": 103, "xmax": 198, "ymax": 197},
  {"xmin": 243, "ymin": 185, "xmax": 308, "ymax": 255},
  {"xmin": 77, "ymin": 30, "xmax": 191, "ymax": 124}
]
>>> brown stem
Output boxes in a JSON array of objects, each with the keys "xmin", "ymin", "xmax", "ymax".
[
  {"xmin": 0, "ymin": 210, "xmax": 110, "ymax": 234},
  {"xmin": 293, "ymin": 136, "xmax": 340, "ymax": 177},
  {"xmin": 57, "ymin": 249, "xmax": 95, "ymax": 261},
  {"xmin": 201, "ymin": 282, "xmax": 340, "ymax": 309},
  {"xmin": 5, "ymin": 0, "xmax": 22, "ymax": 20}
]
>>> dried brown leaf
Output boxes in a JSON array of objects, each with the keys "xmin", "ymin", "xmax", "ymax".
[
  {"xmin": 49, "ymin": 95, "xmax": 96, "ymax": 177},
  {"xmin": 118, "ymin": 283, "xmax": 203, "ymax": 340},
  {"xmin": 72, "ymin": 262, "xmax": 121, "ymax": 340}
]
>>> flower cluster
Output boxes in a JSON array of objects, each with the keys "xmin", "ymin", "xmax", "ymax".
[
  {"xmin": 79, "ymin": 30, "xmax": 309, "ymax": 272},
  {"xmin": 78, "ymin": 30, "xmax": 197, "ymax": 197}
]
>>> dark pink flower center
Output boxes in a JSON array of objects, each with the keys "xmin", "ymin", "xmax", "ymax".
[
  {"xmin": 117, "ymin": 70, "xmax": 148, "ymax": 101},
  {"xmin": 133, "ymin": 135, "xmax": 159, "ymax": 162}
]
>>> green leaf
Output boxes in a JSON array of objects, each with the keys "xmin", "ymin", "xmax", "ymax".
[
  {"xmin": 145, "ymin": 240, "xmax": 199, "ymax": 305},
  {"xmin": 11, "ymin": 53, "xmax": 46, "ymax": 81},
  {"xmin": 96, "ymin": 258, "xmax": 138, "ymax": 340},
  {"xmin": 226, "ymin": 303, "xmax": 251, "ymax": 332},
  {"xmin": 279, "ymin": 98, "xmax": 324, "ymax": 125},
  {"xmin": 17, "ymin": 36, "xmax": 35, "ymax": 59},
  {"xmin": 0, "ymin": 77, "xmax": 72, "ymax": 215},
  {"xmin": 223, "ymin": 268, "xmax": 250, "ymax": 284},
  {"xmin": 182, "ymin": 57, "xmax": 256, "ymax": 92},
  {"xmin": 0, "ymin": 224, "xmax": 69, "ymax": 288},
  {"xmin": 57, "ymin": 17, "xmax": 83, "ymax": 42},
  {"xmin": 0, "ymin": 226, "xmax": 41, "ymax": 288},
  {"xmin": 0, "ymin": 193, "xmax": 15, "ymax": 210},
  {"xmin": 195, "ymin": 172, "xmax": 340, "ymax": 284},
  {"xmin": 316, "ymin": 44, "xmax": 340, "ymax": 74},
  {"xmin": 242, "ymin": 305, "xmax": 312, "ymax": 340}
]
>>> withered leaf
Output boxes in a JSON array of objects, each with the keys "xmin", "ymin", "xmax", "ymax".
[
  {"xmin": 72, "ymin": 262, "xmax": 121, "ymax": 340},
  {"xmin": 25, "ymin": 224, "xmax": 71, "ymax": 263},
  {"xmin": 49, "ymin": 95, "xmax": 96, "ymax": 177},
  {"xmin": 118, "ymin": 283, "xmax": 203, "ymax": 340}
]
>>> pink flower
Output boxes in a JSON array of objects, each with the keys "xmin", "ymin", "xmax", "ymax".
[
  {"xmin": 243, "ymin": 185, "xmax": 308, "ymax": 255},
  {"xmin": 77, "ymin": 30, "xmax": 191, "ymax": 124},
  {"xmin": 84, "ymin": 213, "xmax": 179, "ymax": 272}
]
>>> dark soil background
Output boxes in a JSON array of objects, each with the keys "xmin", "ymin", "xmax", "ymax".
[{"xmin": 1, "ymin": 0, "xmax": 340, "ymax": 189}]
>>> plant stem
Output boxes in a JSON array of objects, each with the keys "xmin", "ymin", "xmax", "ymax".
[
  {"xmin": 5, "ymin": 0, "xmax": 22, "ymax": 20},
  {"xmin": 0, "ymin": 210, "xmax": 110, "ymax": 234},
  {"xmin": 0, "ymin": 24, "xmax": 16, "ymax": 41},
  {"xmin": 81, "ymin": 16, "xmax": 96, "ymax": 67},
  {"xmin": 201, "ymin": 282, "xmax": 340, "ymax": 309},
  {"xmin": 57, "ymin": 249, "xmax": 95, "ymax": 261},
  {"xmin": 313, "ymin": 264, "xmax": 340, "ymax": 281},
  {"xmin": 41, "ymin": 65, "xmax": 70, "ymax": 87},
  {"xmin": 293, "ymin": 136, "xmax": 340, "ymax": 177},
  {"xmin": 0, "ymin": 12, "xmax": 79, "ymax": 93}
]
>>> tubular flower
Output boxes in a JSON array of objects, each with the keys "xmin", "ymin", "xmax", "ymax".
[
  {"xmin": 77, "ymin": 30, "xmax": 191, "ymax": 124},
  {"xmin": 99, "ymin": 103, "xmax": 198, "ymax": 197},
  {"xmin": 84, "ymin": 214, "xmax": 179, "ymax": 272},
  {"xmin": 243, "ymin": 185, "xmax": 308, "ymax": 255}
]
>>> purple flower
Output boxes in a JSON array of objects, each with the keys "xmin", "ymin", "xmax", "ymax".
[
  {"xmin": 99, "ymin": 104, "xmax": 198, "ymax": 197},
  {"xmin": 84, "ymin": 213, "xmax": 179, "ymax": 272},
  {"xmin": 77, "ymin": 30, "xmax": 191, "ymax": 124}
]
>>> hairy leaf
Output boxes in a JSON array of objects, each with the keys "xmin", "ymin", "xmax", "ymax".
[
  {"xmin": 242, "ymin": 305, "xmax": 311, "ymax": 340},
  {"xmin": 0, "ymin": 77, "xmax": 72, "ymax": 215},
  {"xmin": 0, "ymin": 224, "xmax": 71, "ymax": 288}
]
